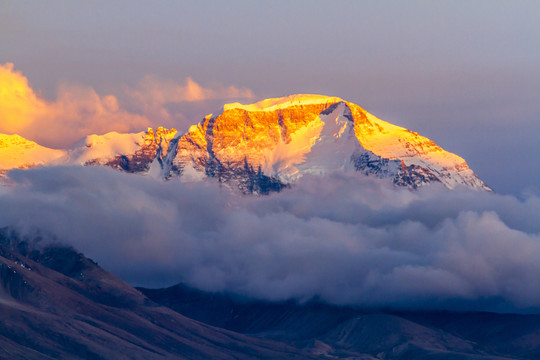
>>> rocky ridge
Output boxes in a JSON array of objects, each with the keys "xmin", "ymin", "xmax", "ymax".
[{"xmin": 0, "ymin": 95, "xmax": 490, "ymax": 193}]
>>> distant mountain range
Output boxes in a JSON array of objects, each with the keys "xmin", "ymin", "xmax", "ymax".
[
  {"xmin": 142, "ymin": 283, "xmax": 540, "ymax": 360},
  {"xmin": 0, "ymin": 95, "xmax": 490, "ymax": 193}
]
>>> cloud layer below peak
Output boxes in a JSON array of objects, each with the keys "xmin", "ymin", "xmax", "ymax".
[{"xmin": 2, "ymin": 167, "xmax": 540, "ymax": 313}]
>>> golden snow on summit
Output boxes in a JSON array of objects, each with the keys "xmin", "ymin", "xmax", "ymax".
[{"xmin": 0, "ymin": 94, "xmax": 490, "ymax": 191}]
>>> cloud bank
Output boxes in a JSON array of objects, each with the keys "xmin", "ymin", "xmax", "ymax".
[
  {"xmin": 2, "ymin": 167, "xmax": 540, "ymax": 312},
  {"xmin": 0, "ymin": 63, "xmax": 254, "ymax": 147}
]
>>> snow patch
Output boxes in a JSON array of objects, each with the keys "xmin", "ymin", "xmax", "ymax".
[
  {"xmin": 67, "ymin": 131, "xmax": 146, "ymax": 165},
  {"xmin": 224, "ymin": 94, "xmax": 344, "ymax": 112},
  {"xmin": 0, "ymin": 134, "xmax": 66, "ymax": 169}
]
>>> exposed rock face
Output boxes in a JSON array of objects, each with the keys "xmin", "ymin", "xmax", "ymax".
[
  {"xmin": 0, "ymin": 95, "xmax": 490, "ymax": 193},
  {"xmin": 168, "ymin": 95, "xmax": 490, "ymax": 192},
  {"xmin": 86, "ymin": 127, "xmax": 179, "ymax": 174}
]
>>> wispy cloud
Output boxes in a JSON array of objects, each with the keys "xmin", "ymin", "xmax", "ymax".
[
  {"xmin": 127, "ymin": 75, "xmax": 255, "ymax": 104},
  {"xmin": 0, "ymin": 63, "xmax": 147, "ymax": 147},
  {"xmin": 121, "ymin": 75, "xmax": 255, "ymax": 132},
  {"xmin": 0, "ymin": 63, "xmax": 255, "ymax": 147}
]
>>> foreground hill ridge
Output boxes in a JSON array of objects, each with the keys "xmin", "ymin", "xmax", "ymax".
[
  {"xmin": 0, "ymin": 228, "xmax": 315, "ymax": 359},
  {"xmin": 0, "ymin": 94, "xmax": 490, "ymax": 193}
]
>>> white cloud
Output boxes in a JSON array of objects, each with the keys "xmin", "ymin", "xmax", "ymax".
[{"xmin": 2, "ymin": 168, "xmax": 540, "ymax": 312}]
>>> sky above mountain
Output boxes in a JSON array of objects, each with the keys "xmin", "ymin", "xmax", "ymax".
[{"xmin": 1, "ymin": 0, "xmax": 539, "ymax": 194}]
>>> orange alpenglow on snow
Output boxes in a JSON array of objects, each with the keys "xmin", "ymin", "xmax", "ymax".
[
  {"xmin": 175, "ymin": 94, "xmax": 490, "ymax": 191},
  {"xmin": 0, "ymin": 134, "xmax": 65, "ymax": 169},
  {"xmin": 0, "ymin": 94, "xmax": 490, "ymax": 192}
]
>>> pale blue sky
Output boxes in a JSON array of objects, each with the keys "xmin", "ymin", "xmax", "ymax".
[{"xmin": 1, "ymin": 0, "xmax": 539, "ymax": 194}]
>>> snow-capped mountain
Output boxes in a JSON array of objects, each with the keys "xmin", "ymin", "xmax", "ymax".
[
  {"xmin": 0, "ymin": 127, "xmax": 177, "ymax": 177},
  {"xmin": 0, "ymin": 95, "xmax": 490, "ymax": 192},
  {"xmin": 0, "ymin": 134, "xmax": 65, "ymax": 176}
]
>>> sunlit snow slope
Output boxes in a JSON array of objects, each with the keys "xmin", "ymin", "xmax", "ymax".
[
  {"xmin": 0, "ymin": 134, "xmax": 65, "ymax": 170},
  {"xmin": 174, "ymin": 95, "xmax": 490, "ymax": 192},
  {"xmin": 0, "ymin": 95, "xmax": 490, "ymax": 192}
]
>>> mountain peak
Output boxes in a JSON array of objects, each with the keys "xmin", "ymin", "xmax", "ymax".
[
  {"xmin": 177, "ymin": 97, "xmax": 490, "ymax": 192},
  {"xmin": 0, "ymin": 133, "xmax": 65, "ymax": 170},
  {"xmin": 0, "ymin": 96, "xmax": 490, "ymax": 193},
  {"xmin": 0, "ymin": 133, "xmax": 37, "ymax": 148},
  {"xmin": 223, "ymin": 94, "xmax": 345, "ymax": 112}
]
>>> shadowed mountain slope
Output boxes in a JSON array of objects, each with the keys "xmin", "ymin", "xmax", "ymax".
[
  {"xmin": 0, "ymin": 228, "xmax": 314, "ymax": 360},
  {"xmin": 141, "ymin": 283, "xmax": 540, "ymax": 360}
]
